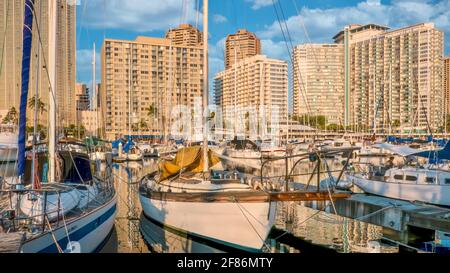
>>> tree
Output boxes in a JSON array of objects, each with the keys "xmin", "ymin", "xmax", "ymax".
[
  {"xmin": 139, "ymin": 119, "xmax": 148, "ymax": 130},
  {"xmin": 392, "ymin": 119, "xmax": 401, "ymax": 128},
  {"xmin": 146, "ymin": 103, "xmax": 157, "ymax": 119},
  {"xmin": 2, "ymin": 107, "xmax": 18, "ymax": 125},
  {"xmin": 28, "ymin": 95, "xmax": 47, "ymax": 115},
  {"xmin": 293, "ymin": 114, "xmax": 326, "ymax": 130}
]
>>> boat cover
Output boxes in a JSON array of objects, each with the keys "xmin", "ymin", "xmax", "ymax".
[{"xmin": 159, "ymin": 146, "xmax": 220, "ymax": 181}]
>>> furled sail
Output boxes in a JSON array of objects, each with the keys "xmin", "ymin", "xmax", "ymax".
[
  {"xmin": 159, "ymin": 146, "xmax": 220, "ymax": 181},
  {"xmin": 17, "ymin": 0, "xmax": 35, "ymax": 177}
]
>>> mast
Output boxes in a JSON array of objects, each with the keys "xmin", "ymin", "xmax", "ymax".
[
  {"xmin": 92, "ymin": 43, "xmax": 97, "ymax": 136},
  {"xmin": 234, "ymin": 46, "xmax": 237, "ymax": 136},
  {"xmin": 17, "ymin": 0, "xmax": 35, "ymax": 179},
  {"xmin": 31, "ymin": 0, "xmax": 42, "ymax": 189},
  {"xmin": 389, "ymin": 63, "xmax": 392, "ymax": 135},
  {"xmin": 48, "ymin": 0, "xmax": 57, "ymax": 183},
  {"xmin": 202, "ymin": 0, "xmax": 209, "ymax": 173}
]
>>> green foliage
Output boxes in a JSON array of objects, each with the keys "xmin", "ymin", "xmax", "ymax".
[
  {"xmin": 293, "ymin": 114, "xmax": 327, "ymax": 130},
  {"xmin": 63, "ymin": 124, "xmax": 86, "ymax": 138},
  {"xmin": 2, "ymin": 107, "xmax": 18, "ymax": 125},
  {"xmin": 28, "ymin": 96, "xmax": 47, "ymax": 114}
]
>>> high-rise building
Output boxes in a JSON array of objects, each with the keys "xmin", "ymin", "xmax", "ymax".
[
  {"xmin": 101, "ymin": 28, "xmax": 204, "ymax": 140},
  {"xmin": 445, "ymin": 56, "xmax": 450, "ymax": 117},
  {"xmin": 75, "ymin": 83, "xmax": 90, "ymax": 111},
  {"xmin": 165, "ymin": 23, "xmax": 202, "ymax": 47},
  {"xmin": 334, "ymin": 23, "xmax": 444, "ymax": 132},
  {"xmin": 225, "ymin": 29, "xmax": 261, "ymax": 69},
  {"xmin": 0, "ymin": 0, "xmax": 76, "ymax": 127},
  {"xmin": 214, "ymin": 55, "xmax": 288, "ymax": 135},
  {"xmin": 292, "ymin": 44, "xmax": 345, "ymax": 125}
]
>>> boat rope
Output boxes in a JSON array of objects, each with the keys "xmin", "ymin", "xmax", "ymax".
[
  {"xmin": 232, "ymin": 197, "xmax": 271, "ymax": 251},
  {"xmin": 59, "ymin": 193, "xmax": 73, "ymax": 252},
  {"xmin": 322, "ymin": 159, "xmax": 338, "ymax": 215},
  {"xmin": 45, "ymin": 215, "xmax": 63, "ymax": 253}
]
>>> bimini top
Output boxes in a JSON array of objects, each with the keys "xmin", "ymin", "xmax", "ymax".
[{"xmin": 373, "ymin": 141, "xmax": 450, "ymax": 161}]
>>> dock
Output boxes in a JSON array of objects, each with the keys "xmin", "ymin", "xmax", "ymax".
[
  {"xmin": 0, "ymin": 232, "xmax": 25, "ymax": 253},
  {"xmin": 334, "ymin": 194, "xmax": 450, "ymax": 245}
]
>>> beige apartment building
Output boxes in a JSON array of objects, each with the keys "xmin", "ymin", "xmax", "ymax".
[
  {"xmin": 0, "ymin": 0, "xmax": 76, "ymax": 127},
  {"xmin": 292, "ymin": 44, "xmax": 345, "ymax": 125},
  {"xmin": 101, "ymin": 27, "xmax": 204, "ymax": 140},
  {"xmin": 214, "ymin": 55, "xmax": 288, "ymax": 135},
  {"xmin": 445, "ymin": 57, "xmax": 450, "ymax": 117},
  {"xmin": 225, "ymin": 29, "xmax": 261, "ymax": 69},
  {"xmin": 165, "ymin": 24, "xmax": 203, "ymax": 47},
  {"xmin": 334, "ymin": 23, "xmax": 445, "ymax": 132}
]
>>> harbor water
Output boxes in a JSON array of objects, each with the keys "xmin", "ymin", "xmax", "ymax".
[{"xmin": 93, "ymin": 156, "xmax": 400, "ymax": 253}]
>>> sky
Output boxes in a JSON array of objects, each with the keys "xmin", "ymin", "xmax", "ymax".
[{"xmin": 75, "ymin": 0, "xmax": 450, "ymax": 103}]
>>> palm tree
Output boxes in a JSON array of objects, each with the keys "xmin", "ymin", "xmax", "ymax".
[
  {"xmin": 146, "ymin": 103, "xmax": 157, "ymax": 119},
  {"xmin": 2, "ymin": 107, "xmax": 18, "ymax": 124},
  {"xmin": 139, "ymin": 119, "xmax": 148, "ymax": 130},
  {"xmin": 29, "ymin": 95, "xmax": 47, "ymax": 115}
]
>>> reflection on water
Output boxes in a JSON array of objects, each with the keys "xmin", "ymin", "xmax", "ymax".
[
  {"xmin": 1, "ymin": 155, "xmax": 399, "ymax": 253},
  {"xmin": 101, "ymin": 157, "xmax": 398, "ymax": 253}
]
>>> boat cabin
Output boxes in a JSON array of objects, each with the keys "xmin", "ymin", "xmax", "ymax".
[{"xmin": 384, "ymin": 168, "xmax": 450, "ymax": 186}]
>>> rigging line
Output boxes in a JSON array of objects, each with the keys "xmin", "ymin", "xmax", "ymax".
[
  {"xmin": 277, "ymin": 0, "xmax": 294, "ymax": 50},
  {"xmin": 292, "ymin": 0, "xmax": 341, "ymax": 130},
  {"xmin": 30, "ymin": 8, "xmax": 58, "ymax": 120},
  {"xmin": 232, "ymin": 197, "xmax": 271, "ymax": 251},
  {"xmin": 271, "ymin": 0, "xmax": 313, "ymax": 123}
]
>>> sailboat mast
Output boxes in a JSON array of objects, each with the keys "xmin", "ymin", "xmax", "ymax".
[
  {"xmin": 48, "ymin": 0, "xmax": 57, "ymax": 183},
  {"xmin": 31, "ymin": 0, "xmax": 42, "ymax": 189},
  {"xmin": 93, "ymin": 43, "xmax": 97, "ymax": 136},
  {"xmin": 202, "ymin": 0, "xmax": 209, "ymax": 173}
]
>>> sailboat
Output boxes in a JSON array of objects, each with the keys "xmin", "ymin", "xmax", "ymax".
[
  {"xmin": 0, "ymin": 124, "xmax": 18, "ymax": 162},
  {"xmin": 346, "ymin": 141, "xmax": 450, "ymax": 207},
  {"xmin": 0, "ymin": 0, "xmax": 117, "ymax": 253},
  {"xmin": 138, "ymin": 1, "xmax": 276, "ymax": 252}
]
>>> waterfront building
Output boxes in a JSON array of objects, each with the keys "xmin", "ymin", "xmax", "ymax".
[
  {"xmin": 75, "ymin": 83, "xmax": 90, "ymax": 111},
  {"xmin": 0, "ymin": 0, "xmax": 76, "ymax": 127},
  {"xmin": 165, "ymin": 23, "xmax": 203, "ymax": 47},
  {"xmin": 225, "ymin": 29, "xmax": 261, "ymax": 69},
  {"xmin": 101, "ymin": 25, "xmax": 204, "ymax": 140},
  {"xmin": 292, "ymin": 44, "xmax": 345, "ymax": 126},
  {"xmin": 334, "ymin": 23, "xmax": 444, "ymax": 132},
  {"xmin": 214, "ymin": 55, "xmax": 288, "ymax": 138}
]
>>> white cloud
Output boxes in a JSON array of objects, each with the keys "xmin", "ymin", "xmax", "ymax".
[
  {"xmin": 258, "ymin": 0, "xmax": 450, "ymax": 57},
  {"xmin": 213, "ymin": 14, "xmax": 228, "ymax": 24},
  {"xmin": 245, "ymin": 0, "xmax": 277, "ymax": 10},
  {"xmin": 78, "ymin": 0, "xmax": 201, "ymax": 32}
]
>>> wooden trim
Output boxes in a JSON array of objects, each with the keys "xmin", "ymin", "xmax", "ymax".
[{"xmin": 139, "ymin": 187, "xmax": 351, "ymax": 203}]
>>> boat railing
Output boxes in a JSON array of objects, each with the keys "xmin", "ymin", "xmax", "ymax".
[
  {"xmin": 0, "ymin": 178, "xmax": 115, "ymax": 235},
  {"xmin": 259, "ymin": 147, "xmax": 361, "ymax": 192}
]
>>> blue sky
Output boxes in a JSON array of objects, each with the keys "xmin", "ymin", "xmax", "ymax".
[{"xmin": 76, "ymin": 0, "xmax": 450, "ymax": 102}]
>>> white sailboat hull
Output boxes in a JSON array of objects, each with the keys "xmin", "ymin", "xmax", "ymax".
[
  {"xmin": 348, "ymin": 174, "xmax": 450, "ymax": 206},
  {"xmin": 139, "ymin": 195, "xmax": 276, "ymax": 252},
  {"xmin": 20, "ymin": 194, "xmax": 117, "ymax": 253}
]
